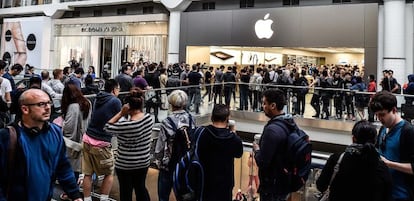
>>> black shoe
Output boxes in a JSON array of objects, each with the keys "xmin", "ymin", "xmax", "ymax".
[{"xmin": 312, "ymin": 114, "xmax": 319, "ymax": 118}]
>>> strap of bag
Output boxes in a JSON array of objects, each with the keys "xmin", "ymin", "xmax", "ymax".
[
  {"xmin": 166, "ymin": 116, "xmax": 177, "ymax": 131},
  {"xmin": 326, "ymin": 152, "xmax": 345, "ymax": 190},
  {"xmin": 6, "ymin": 126, "xmax": 17, "ymax": 199},
  {"xmin": 166, "ymin": 112, "xmax": 193, "ymax": 132}
]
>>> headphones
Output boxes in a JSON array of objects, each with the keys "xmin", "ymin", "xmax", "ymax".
[{"xmin": 19, "ymin": 121, "xmax": 50, "ymax": 136}]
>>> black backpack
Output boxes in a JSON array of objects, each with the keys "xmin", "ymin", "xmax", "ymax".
[
  {"xmin": 166, "ymin": 114, "xmax": 195, "ymax": 170},
  {"xmin": 272, "ymin": 119, "xmax": 312, "ymax": 193},
  {"xmin": 173, "ymin": 126, "xmax": 206, "ymax": 201},
  {"xmin": 299, "ymin": 78, "xmax": 309, "ymax": 95}
]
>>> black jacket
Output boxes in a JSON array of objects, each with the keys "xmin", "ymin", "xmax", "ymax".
[
  {"xmin": 254, "ymin": 114, "xmax": 297, "ymax": 194},
  {"xmin": 317, "ymin": 144, "xmax": 392, "ymax": 201},
  {"xmin": 198, "ymin": 125, "xmax": 243, "ymax": 201}
]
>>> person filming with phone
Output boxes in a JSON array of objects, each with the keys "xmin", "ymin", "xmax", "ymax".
[{"xmin": 197, "ymin": 104, "xmax": 243, "ymax": 201}]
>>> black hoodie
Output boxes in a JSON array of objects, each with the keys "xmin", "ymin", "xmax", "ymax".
[{"xmin": 197, "ymin": 125, "xmax": 243, "ymax": 201}]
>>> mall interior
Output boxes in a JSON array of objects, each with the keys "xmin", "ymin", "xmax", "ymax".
[{"xmin": 1, "ymin": 0, "xmax": 414, "ymax": 200}]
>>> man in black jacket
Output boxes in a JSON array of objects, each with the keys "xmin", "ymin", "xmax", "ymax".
[
  {"xmin": 198, "ymin": 104, "xmax": 243, "ymax": 201},
  {"xmin": 369, "ymin": 91, "xmax": 414, "ymax": 201},
  {"xmin": 253, "ymin": 88, "xmax": 297, "ymax": 201}
]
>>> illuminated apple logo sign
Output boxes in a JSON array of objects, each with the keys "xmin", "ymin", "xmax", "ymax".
[{"xmin": 255, "ymin": 13, "xmax": 274, "ymax": 39}]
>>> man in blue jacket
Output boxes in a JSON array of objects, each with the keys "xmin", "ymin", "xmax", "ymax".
[{"xmin": 0, "ymin": 89, "xmax": 82, "ymax": 201}]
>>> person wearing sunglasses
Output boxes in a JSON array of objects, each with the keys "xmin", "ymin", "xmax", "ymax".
[
  {"xmin": 369, "ymin": 91, "xmax": 414, "ymax": 201},
  {"xmin": 0, "ymin": 89, "xmax": 82, "ymax": 200}
]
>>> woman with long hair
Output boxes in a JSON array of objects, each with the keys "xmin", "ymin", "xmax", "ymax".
[
  {"xmin": 104, "ymin": 87, "xmax": 154, "ymax": 201},
  {"xmin": 316, "ymin": 120, "xmax": 392, "ymax": 201},
  {"xmin": 60, "ymin": 83, "xmax": 92, "ymax": 200}
]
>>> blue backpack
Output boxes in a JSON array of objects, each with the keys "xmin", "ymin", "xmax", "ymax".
[
  {"xmin": 272, "ymin": 119, "xmax": 312, "ymax": 193},
  {"xmin": 173, "ymin": 126, "xmax": 206, "ymax": 201}
]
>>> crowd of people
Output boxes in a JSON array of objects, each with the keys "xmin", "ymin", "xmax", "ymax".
[{"xmin": 1, "ymin": 58, "xmax": 414, "ymax": 201}]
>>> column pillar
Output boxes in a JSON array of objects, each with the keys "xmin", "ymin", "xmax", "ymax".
[
  {"xmin": 377, "ymin": 4, "xmax": 384, "ymax": 88},
  {"xmin": 407, "ymin": 3, "xmax": 414, "ymax": 75},
  {"xmin": 161, "ymin": 0, "xmax": 192, "ymax": 64},
  {"xmin": 383, "ymin": 0, "xmax": 406, "ymax": 92},
  {"xmin": 167, "ymin": 11, "xmax": 181, "ymax": 64}
]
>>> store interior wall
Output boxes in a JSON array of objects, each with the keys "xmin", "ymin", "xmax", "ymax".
[{"xmin": 187, "ymin": 46, "xmax": 364, "ymax": 69}]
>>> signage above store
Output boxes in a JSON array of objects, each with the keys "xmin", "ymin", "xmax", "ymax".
[
  {"xmin": 81, "ymin": 25, "xmax": 124, "ymax": 33},
  {"xmin": 255, "ymin": 13, "xmax": 274, "ymax": 39},
  {"xmin": 55, "ymin": 22, "xmax": 168, "ymax": 36}
]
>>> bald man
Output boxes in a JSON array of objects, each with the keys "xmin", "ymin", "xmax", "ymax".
[{"xmin": 0, "ymin": 89, "xmax": 82, "ymax": 201}]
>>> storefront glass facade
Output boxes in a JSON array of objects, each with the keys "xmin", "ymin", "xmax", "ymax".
[{"xmin": 54, "ymin": 21, "xmax": 167, "ymax": 77}]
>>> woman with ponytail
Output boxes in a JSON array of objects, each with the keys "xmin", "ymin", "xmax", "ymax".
[
  {"xmin": 316, "ymin": 120, "xmax": 392, "ymax": 201},
  {"xmin": 104, "ymin": 87, "xmax": 154, "ymax": 201}
]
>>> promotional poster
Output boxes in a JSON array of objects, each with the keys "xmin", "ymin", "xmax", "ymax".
[{"xmin": 1, "ymin": 17, "xmax": 46, "ymax": 69}]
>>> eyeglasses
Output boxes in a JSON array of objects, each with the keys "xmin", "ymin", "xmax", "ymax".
[{"xmin": 24, "ymin": 101, "xmax": 53, "ymax": 108}]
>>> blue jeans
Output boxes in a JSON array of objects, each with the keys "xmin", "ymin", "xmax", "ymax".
[
  {"xmin": 260, "ymin": 193, "xmax": 288, "ymax": 201},
  {"xmin": 158, "ymin": 169, "xmax": 173, "ymax": 201},
  {"xmin": 188, "ymin": 87, "xmax": 201, "ymax": 114}
]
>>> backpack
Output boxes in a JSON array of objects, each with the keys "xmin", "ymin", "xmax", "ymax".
[
  {"xmin": 277, "ymin": 75, "xmax": 289, "ymax": 85},
  {"xmin": 167, "ymin": 66, "xmax": 183, "ymax": 88},
  {"xmin": 299, "ymin": 78, "xmax": 309, "ymax": 95},
  {"xmin": 173, "ymin": 126, "xmax": 206, "ymax": 201},
  {"xmin": 272, "ymin": 119, "xmax": 312, "ymax": 193},
  {"xmin": 166, "ymin": 114, "xmax": 195, "ymax": 170},
  {"xmin": 263, "ymin": 71, "xmax": 272, "ymax": 84},
  {"xmin": 320, "ymin": 77, "xmax": 333, "ymax": 98}
]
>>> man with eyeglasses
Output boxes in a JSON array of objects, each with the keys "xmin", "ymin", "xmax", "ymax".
[
  {"xmin": 0, "ymin": 89, "xmax": 83, "ymax": 201},
  {"xmin": 369, "ymin": 91, "xmax": 414, "ymax": 201}
]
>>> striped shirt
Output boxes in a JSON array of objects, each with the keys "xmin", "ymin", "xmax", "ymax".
[{"xmin": 104, "ymin": 113, "xmax": 154, "ymax": 170}]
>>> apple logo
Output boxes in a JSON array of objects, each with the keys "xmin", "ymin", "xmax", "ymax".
[{"xmin": 255, "ymin": 13, "xmax": 274, "ymax": 39}]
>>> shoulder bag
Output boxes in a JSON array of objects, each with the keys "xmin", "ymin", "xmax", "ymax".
[{"xmin": 319, "ymin": 153, "xmax": 345, "ymax": 201}]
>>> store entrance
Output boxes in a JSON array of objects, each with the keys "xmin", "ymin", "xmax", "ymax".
[
  {"xmin": 186, "ymin": 46, "xmax": 364, "ymax": 69},
  {"xmin": 99, "ymin": 37, "xmax": 112, "ymax": 79}
]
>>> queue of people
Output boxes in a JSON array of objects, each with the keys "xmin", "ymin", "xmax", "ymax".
[{"xmin": 1, "ymin": 58, "xmax": 414, "ymax": 201}]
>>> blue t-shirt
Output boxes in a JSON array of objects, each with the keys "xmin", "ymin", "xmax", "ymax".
[{"xmin": 379, "ymin": 120, "xmax": 409, "ymax": 200}]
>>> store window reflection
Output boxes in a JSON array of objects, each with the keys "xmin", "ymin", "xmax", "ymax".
[{"xmin": 54, "ymin": 22, "xmax": 167, "ymax": 78}]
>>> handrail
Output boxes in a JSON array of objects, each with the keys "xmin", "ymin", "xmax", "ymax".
[{"xmin": 79, "ymin": 81, "xmax": 414, "ymax": 98}]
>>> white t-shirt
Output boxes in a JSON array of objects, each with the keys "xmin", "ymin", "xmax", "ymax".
[{"xmin": 0, "ymin": 78, "xmax": 12, "ymax": 102}]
